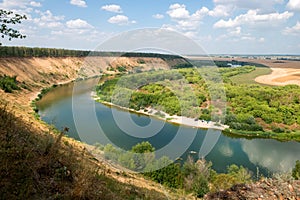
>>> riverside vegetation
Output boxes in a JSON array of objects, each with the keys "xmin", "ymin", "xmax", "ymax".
[
  {"xmin": 96, "ymin": 65, "xmax": 300, "ymax": 141},
  {"xmin": 97, "ymin": 140, "xmax": 300, "ymax": 198},
  {"xmin": 98, "ymin": 141, "xmax": 253, "ymax": 197},
  {"xmin": 1, "ymin": 54, "xmax": 300, "ymax": 198},
  {"xmin": 1, "ymin": 10, "xmax": 299, "ymax": 198}
]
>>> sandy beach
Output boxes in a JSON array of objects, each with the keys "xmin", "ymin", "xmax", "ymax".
[{"xmin": 92, "ymin": 93, "xmax": 228, "ymax": 131}]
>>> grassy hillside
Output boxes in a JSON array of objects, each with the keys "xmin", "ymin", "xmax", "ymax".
[{"xmin": 0, "ymin": 99, "xmax": 174, "ymax": 199}]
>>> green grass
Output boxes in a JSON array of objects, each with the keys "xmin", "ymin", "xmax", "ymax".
[
  {"xmin": 230, "ymin": 67, "xmax": 272, "ymax": 85},
  {"xmin": 223, "ymin": 128, "xmax": 300, "ymax": 142}
]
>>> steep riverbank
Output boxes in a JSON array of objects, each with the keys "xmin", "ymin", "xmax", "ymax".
[
  {"xmin": 1, "ymin": 55, "xmax": 300, "ymax": 199},
  {"xmin": 0, "ymin": 56, "xmax": 186, "ymax": 199}
]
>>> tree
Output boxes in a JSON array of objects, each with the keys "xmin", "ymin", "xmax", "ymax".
[
  {"xmin": 0, "ymin": 9, "xmax": 27, "ymax": 45},
  {"xmin": 292, "ymin": 160, "xmax": 300, "ymax": 180},
  {"xmin": 182, "ymin": 157, "xmax": 211, "ymax": 197},
  {"xmin": 131, "ymin": 141, "xmax": 155, "ymax": 153}
]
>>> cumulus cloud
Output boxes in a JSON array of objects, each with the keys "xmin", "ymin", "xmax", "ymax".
[
  {"xmin": 214, "ymin": 10, "xmax": 293, "ymax": 28},
  {"xmin": 29, "ymin": 1, "xmax": 41, "ymax": 7},
  {"xmin": 33, "ymin": 10, "xmax": 64, "ymax": 28},
  {"xmin": 101, "ymin": 4, "xmax": 122, "ymax": 13},
  {"xmin": 216, "ymin": 26, "xmax": 264, "ymax": 43},
  {"xmin": 287, "ymin": 0, "xmax": 300, "ymax": 11},
  {"xmin": 66, "ymin": 19, "xmax": 93, "ymax": 29},
  {"xmin": 0, "ymin": 0, "xmax": 42, "ymax": 9},
  {"xmin": 213, "ymin": 0, "xmax": 284, "ymax": 13},
  {"xmin": 108, "ymin": 15, "xmax": 136, "ymax": 25},
  {"xmin": 166, "ymin": 3, "xmax": 209, "ymax": 31},
  {"xmin": 208, "ymin": 5, "xmax": 233, "ymax": 17},
  {"xmin": 167, "ymin": 4, "xmax": 190, "ymax": 19},
  {"xmin": 152, "ymin": 14, "xmax": 164, "ymax": 19},
  {"xmin": 283, "ymin": 21, "xmax": 300, "ymax": 35},
  {"xmin": 70, "ymin": 0, "xmax": 87, "ymax": 8},
  {"xmin": 259, "ymin": 37, "xmax": 265, "ymax": 42}
]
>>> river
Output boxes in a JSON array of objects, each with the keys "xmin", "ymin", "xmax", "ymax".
[{"xmin": 36, "ymin": 78, "xmax": 300, "ymax": 176}]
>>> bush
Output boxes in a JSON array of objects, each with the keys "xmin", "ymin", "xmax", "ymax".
[
  {"xmin": 292, "ymin": 160, "xmax": 300, "ymax": 180},
  {"xmin": 0, "ymin": 75, "xmax": 20, "ymax": 93}
]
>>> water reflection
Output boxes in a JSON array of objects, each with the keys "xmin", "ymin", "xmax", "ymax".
[
  {"xmin": 218, "ymin": 141, "xmax": 234, "ymax": 157},
  {"xmin": 241, "ymin": 139, "xmax": 300, "ymax": 172}
]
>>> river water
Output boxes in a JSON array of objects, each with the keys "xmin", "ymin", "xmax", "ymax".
[{"xmin": 36, "ymin": 78, "xmax": 300, "ymax": 176}]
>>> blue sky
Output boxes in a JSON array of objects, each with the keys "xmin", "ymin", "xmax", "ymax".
[{"xmin": 1, "ymin": 0, "xmax": 300, "ymax": 54}]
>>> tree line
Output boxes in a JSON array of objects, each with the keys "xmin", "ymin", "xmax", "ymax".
[{"xmin": 0, "ymin": 46, "xmax": 189, "ymax": 59}]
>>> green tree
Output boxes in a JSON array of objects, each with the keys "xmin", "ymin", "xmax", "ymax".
[
  {"xmin": 292, "ymin": 160, "xmax": 300, "ymax": 180},
  {"xmin": 0, "ymin": 9, "xmax": 27, "ymax": 45},
  {"xmin": 131, "ymin": 141, "xmax": 155, "ymax": 153},
  {"xmin": 131, "ymin": 141, "xmax": 155, "ymax": 171},
  {"xmin": 182, "ymin": 157, "xmax": 211, "ymax": 197}
]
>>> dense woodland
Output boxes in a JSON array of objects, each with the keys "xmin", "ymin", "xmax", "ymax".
[
  {"xmin": 96, "ymin": 66, "xmax": 300, "ymax": 140},
  {"xmin": 0, "ymin": 46, "xmax": 185, "ymax": 60}
]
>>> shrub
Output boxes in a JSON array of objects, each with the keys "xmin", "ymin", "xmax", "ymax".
[
  {"xmin": 0, "ymin": 75, "xmax": 20, "ymax": 93},
  {"xmin": 292, "ymin": 160, "xmax": 300, "ymax": 180}
]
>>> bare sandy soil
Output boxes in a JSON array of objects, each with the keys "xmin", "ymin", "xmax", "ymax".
[
  {"xmin": 248, "ymin": 59, "xmax": 300, "ymax": 86},
  {"xmin": 255, "ymin": 67, "xmax": 300, "ymax": 86}
]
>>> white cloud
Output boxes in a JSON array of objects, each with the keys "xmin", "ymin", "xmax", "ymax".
[
  {"xmin": 216, "ymin": 26, "xmax": 264, "ymax": 43},
  {"xmin": 66, "ymin": 19, "xmax": 93, "ymax": 29},
  {"xmin": 287, "ymin": 0, "xmax": 300, "ymax": 11},
  {"xmin": 108, "ymin": 15, "xmax": 136, "ymax": 25},
  {"xmin": 213, "ymin": 0, "xmax": 284, "ymax": 13},
  {"xmin": 166, "ymin": 4, "xmax": 209, "ymax": 31},
  {"xmin": 70, "ymin": 0, "xmax": 87, "ymax": 8},
  {"xmin": 153, "ymin": 14, "xmax": 164, "ymax": 19},
  {"xmin": 29, "ymin": 1, "xmax": 41, "ymax": 7},
  {"xmin": 167, "ymin": 4, "xmax": 190, "ymax": 19},
  {"xmin": 33, "ymin": 10, "xmax": 64, "ymax": 28},
  {"xmin": 214, "ymin": 10, "xmax": 293, "ymax": 28},
  {"xmin": 35, "ymin": 10, "xmax": 64, "ymax": 21},
  {"xmin": 229, "ymin": 26, "xmax": 241, "ymax": 36},
  {"xmin": 0, "ymin": 0, "xmax": 43, "ymax": 9},
  {"xmin": 283, "ymin": 21, "xmax": 300, "ymax": 35},
  {"xmin": 208, "ymin": 5, "xmax": 233, "ymax": 17},
  {"xmin": 259, "ymin": 37, "xmax": 265, "ymax": 42},
  {"xmin": 101, "ymin": 4, "xmax": 122, "ymax": 13}
]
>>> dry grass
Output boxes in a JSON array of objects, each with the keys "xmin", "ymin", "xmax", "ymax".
[
  {"xmin": 0, "ymin": 99, "xmax": 171, "ymax": 199},
  {"xmin": 0, "ymin": 56, "xmax": 190, "ymax": 199}
]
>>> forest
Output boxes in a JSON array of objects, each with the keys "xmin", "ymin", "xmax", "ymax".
[
  {"xmin": 96, "ymin": 65, "xmax": 300, "ymax": 141},
  {"xmin": 0, "ymin": 46, "xmax": 184, "ymax": 60}
]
